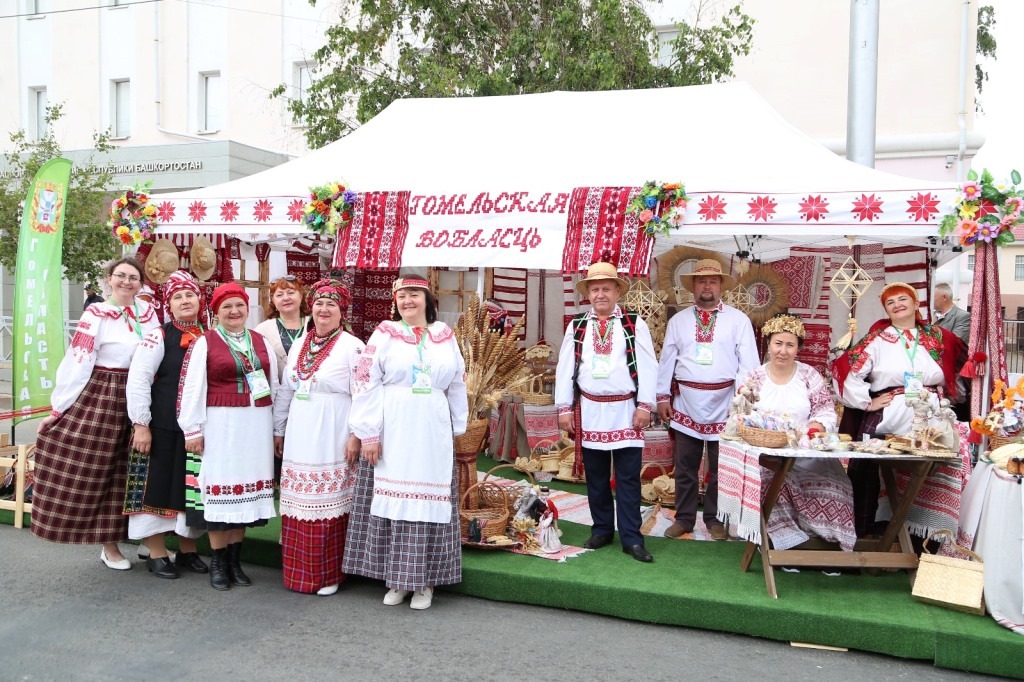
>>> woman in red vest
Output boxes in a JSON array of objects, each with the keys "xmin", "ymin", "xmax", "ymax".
[{"xmin": 178, "ymin": 282, "xmax": 278, "ymax": 590}]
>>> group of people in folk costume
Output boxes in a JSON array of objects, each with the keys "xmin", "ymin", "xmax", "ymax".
[{"xmin": 30, "ymin": 255, "xmax": 965, "ymax": 604}]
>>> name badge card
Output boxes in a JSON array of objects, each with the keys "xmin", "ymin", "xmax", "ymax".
[
  {"xmin": 592, "ymin": 354, "xmax": 611, "ymax": 379},
  {"xmin": 412, "ymin": 362, "xmax": 433, "ymax": 394},
  {"xmin": 696, "ymin": 342, "xmax": 714, "ymax": 366},
  {"xmin": 903, "ymin": 371, "xmax": 924, "ymax": 398},
  {"xmin": 296, "ymin": 378, "xmax": 313, "ymax": 401},
  {"xmin": 245, "ymin": 369, "xmax": 272, "ymax": 400}
]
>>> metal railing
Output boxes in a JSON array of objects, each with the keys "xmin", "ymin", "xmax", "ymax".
[
  {"xmin": 0, "ymin": 316, "xmax": 77, "ymax": 368},
  {"xmin": 1004, "ymin": 319, "xmax": 1024, "ymax": 375}
]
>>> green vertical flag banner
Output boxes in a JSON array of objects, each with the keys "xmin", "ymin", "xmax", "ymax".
[{"xmin": 13, "ymin": 157, "xmax": 72, "ymax": 425}]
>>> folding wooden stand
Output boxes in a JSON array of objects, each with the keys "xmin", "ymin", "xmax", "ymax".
[{"xmin": 0, "ymin": 442, "xmax": 35, "ymax": 529}]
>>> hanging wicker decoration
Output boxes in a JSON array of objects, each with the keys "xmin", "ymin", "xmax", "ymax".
[
  {"xmin": 829, "ymin": 239, "xmax": 874, "ymax": 350},
  {"xmin": 727, "ymin": 264, "xmax": 790, "ymax": 327},
  {"xmin": 654, "ymin": 246, "xmax": 724, "ymax": 307},
  {"xmin": 623, "ymin": 277, "xmax": 668, "ymax": 354}
]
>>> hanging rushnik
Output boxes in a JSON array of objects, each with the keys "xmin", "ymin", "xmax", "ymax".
[{"xmin": 829, "ymin": 237, "xmax": 873, "ymax": 351}]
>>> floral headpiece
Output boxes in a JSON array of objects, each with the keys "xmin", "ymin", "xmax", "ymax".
[
  {"xmin": 306, "ymin": 278, "xmax": 352, "ymax": 311},
  {"xmin": 761, "ymin": 314, "xmax": 805, "ymax": 339}
]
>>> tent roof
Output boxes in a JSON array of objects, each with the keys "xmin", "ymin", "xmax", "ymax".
[{"xmin": 156, "ymin": 82, "xmax": 959, "ymax": 264}]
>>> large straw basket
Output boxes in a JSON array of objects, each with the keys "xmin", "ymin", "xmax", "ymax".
[
  {"xmin": 455, "ymin": 417, "xmax": 490, "ymax": 507},
  {"xmin": 988, "ymin": 434, "xmax": 1021, "ymax": 451},
  {"xmin": 738, "ymin": 424, "xmax": 789, "ymax": 449},
  {"xmin": 911, "ymin": 530, "xmax": 985, "ymax": 615},
  {"xmin": 460, "ymin": 481, "xmax": 510, "ymax": 542},
  {"xmin": 481, "ymin": 463, "xmax": 537, "ymax": 517}
]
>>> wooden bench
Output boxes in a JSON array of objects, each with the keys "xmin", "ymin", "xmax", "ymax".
[{"xmin": 0, "ymin": 435, "xmax": 35, "ymax": 528}]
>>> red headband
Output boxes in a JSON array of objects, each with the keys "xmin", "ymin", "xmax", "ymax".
[
  {"xmin": 210, "ymin": 282, "xmax": 248, "ymax": 314},
  {"xmin": 392, "ymin": 278, "xmax": 430, "ymax": 298}
]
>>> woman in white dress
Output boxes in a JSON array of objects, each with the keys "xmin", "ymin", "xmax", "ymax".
[
  {"xmin": 178, "ymin": 282, "xmax": 278, "ymax": 590},
  {"xmin": 126, "ymin": 271, "xmax": 208, "ymax": 579},
  {"xmin": 32, "ymin": 257, "xmax": 160, "ymax": 570},
  {"xmin": 273, "ymin": 279, "xmax": 364, "ymax": 596},
  {"xmin": 342, "ymin": 275, "xmax": 468, "ymax": 611},
  {"xmin": 740, "ymin": 315, "xmax": 854, "ymax": 553}
]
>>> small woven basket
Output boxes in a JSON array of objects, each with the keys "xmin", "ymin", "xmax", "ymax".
[
  {"xmin": 738, "ymin": 424, "xmax": 789, "ymax": 449},
  {"xmin": 521, "ymin": 376, "xmax": 554, "ymax": 406},
  {"xmin": 460, "ymin": 481, "xmax": 510, "ymax": 542},
  {"xmin": 557, "ymin": 450, "xmax": 586, "ymax": 483},
  {"xmin": 481, "ymin": 463, "xmax": 536, "ymax": 517},
  {"xmin": 911, "ymin": 530, "xmax": 985, "ymax": 615},
  {"xmin": 640, "ymin": 462, "xmax": 670, "ymax": 504},
  {"xmin": 988, "ymin": 434, "xmax": 1021, "ymax": 451}
]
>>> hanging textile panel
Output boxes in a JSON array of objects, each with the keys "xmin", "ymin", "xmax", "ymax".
[
  {"xmin": 563, "ymin": 186, "xmax": 654, "ymax": 276},
  {"xmin": 332, "ymin": 191, "xmax": 411, "ymax": 270}
]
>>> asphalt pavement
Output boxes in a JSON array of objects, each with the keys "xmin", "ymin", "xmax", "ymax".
[{"xmin": 0, "ymin": 526, "xmax": 990, "ymax": 681}]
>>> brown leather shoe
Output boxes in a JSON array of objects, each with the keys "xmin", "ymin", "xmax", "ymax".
[
  {"xmin": 664, "ymin": 522, "xmax": 692, "ymax": 539},
  {"xmin": 708, "ymin": 523, "xmax": 728, "ymax": 541}
]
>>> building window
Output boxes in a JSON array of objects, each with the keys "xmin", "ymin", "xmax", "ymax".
[
  {"xmin": 967, "ymin": 254, "xmax": 974, "ymax": 271},
  {"xmin": 30, "ymin": 87, "xmax": 48, "ymax": 140},
  {"xmin": 199, "ymin": 72, "xmax": 222, "ymax": 132},
  {"xmin": 112, "ymin": 80, "xmax": 131, "ymax": 138},
  {"xmin": 655, "ymin": 27, "xmax": 678, "ymax": 67},
  {"xmin": 294, "ymin": 63, "xmax": 312, "ymax": 125},
  {"xmin": 1016, "ymin": 255, "xmax": 1024, "ymax": 280}
]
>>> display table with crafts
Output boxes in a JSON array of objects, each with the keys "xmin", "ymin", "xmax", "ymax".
[
  {"xmin": 718, "ymin": 438, "xmax": 965, "ymax": 598},
  {"xmin": 954, "ymin": 459, "xmax": 1024, "ymax": 635}
]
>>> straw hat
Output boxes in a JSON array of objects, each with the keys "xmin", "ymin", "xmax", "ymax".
[
  {"xmin": 678, "ymin": 258, "xmax": 736, "ymax": 292},
  {"xmin": 575, "ymin": 262, "xmax": 630, "ymax": 297},
  {"xmin": 190, "ymin": 236, "xmax": 217, "ymax": 282},
  {"xmin": 144, "ymin": 239, "xmax": 180, "ymax": 285}
]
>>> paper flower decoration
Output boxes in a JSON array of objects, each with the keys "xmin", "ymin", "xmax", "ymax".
[
  {"xmin": 108, "ymin": 182, "xmax": 158, "ymax": 246},
  {"xmin": 627, "ymin": 181, "xmax": 689, "ymax": 237},
  {"xmin": 304, "ymin": 181, "xmax": 357, "ymax": 236},
  {"xmin": 939, "ymin": 168, "xmax": 1024, "ymax": 248}
]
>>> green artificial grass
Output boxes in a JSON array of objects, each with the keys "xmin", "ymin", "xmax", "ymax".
[{"xmin": 5, "ymin": 455, "xmax": 1023, "ymax": 677}]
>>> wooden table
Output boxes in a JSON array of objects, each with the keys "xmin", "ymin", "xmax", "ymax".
[{"xmin": 724, "ymin": 442, "xmax": 959, "ymax": 599}]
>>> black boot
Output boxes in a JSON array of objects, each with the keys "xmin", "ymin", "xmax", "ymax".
[
  {"xmin": 226, "ymin": 542, "xmax": 252, "ymax": 586},
  {"xmin": 209, "ymin": 548, "xmax": 231, "ymax": 591},
  {"xmin": 175, "ymin": 551, "xmax": 210, "ymax": 574}
]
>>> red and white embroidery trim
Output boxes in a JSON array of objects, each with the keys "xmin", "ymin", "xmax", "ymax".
[
  {"xmin": 671, "ymin": 409, "xmax": 726, "ymax": 435},
  {"xmin": 580, "ymin": 428, "xmax": 645, "ymax": 444}
]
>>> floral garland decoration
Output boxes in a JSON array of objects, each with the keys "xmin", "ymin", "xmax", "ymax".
[
  {"xmin": 939, "ymin": 168, "xmax": 1024, "ymax": 247},
  {"xmin": 108, "ymin": 182, "xmax": 158, "ymax": 246},
  {"xmin": 626, "ymin": 181, "xmax": 690, "ymax": 237},
  {"xmin": 304, "ymin": 181, "xmax": 357, "ymax": 236}
]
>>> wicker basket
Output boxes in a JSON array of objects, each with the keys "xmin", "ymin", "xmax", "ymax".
[
  {"xmin": 481, "ymin": 463, "xmax": 536, "ymax": 517},
  {"xmin": 521, "ymin": 375, "xmax": 554, "ymax": 406},
  {"xmin": 738, "ymin": 424, "xmax": 789, "ymax": 449},
  {"xmin": 911, "ymin": 530, "xmax": 985, "ymax": 615},
  {"xmin": 640, "ymin": 462, "xmax": 670, "ymax": 504},
  {"xmin": 460, "ymin": 481, "xmax": 510, "ymax": 542},
  {"xmin": 556, "ymin": 450, "xmax": 586, "ymax": 482},
  {"xmin": 988, "ymin": 434, "xmax": 1021, "ymax": 450}
]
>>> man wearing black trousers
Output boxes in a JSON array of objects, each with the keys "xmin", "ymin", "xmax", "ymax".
[{"xmin": 555, "ymin": 262, "xmax": 658, "ymax": 562}]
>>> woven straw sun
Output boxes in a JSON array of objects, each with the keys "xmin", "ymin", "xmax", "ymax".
[{"xmin": 623, "ymin": 277, "xmax": 668, "ymax": 354}]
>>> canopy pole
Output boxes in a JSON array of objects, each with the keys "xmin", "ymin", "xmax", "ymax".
[{"xmin": 846, "ymin": 0, "xmax": 880, "ymax": 168}]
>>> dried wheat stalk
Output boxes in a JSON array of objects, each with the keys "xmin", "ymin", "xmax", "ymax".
[{"xmin": 456, "ymin": 294, "xmax": 529, "ymax": 417}]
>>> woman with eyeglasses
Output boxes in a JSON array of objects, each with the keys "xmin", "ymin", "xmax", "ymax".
[
  {"xmin": 32, "ymin": 257, "xmax": 160, "ymax": 571},
  {"xmin": 255, "ymin": 275, "xmax": 309, "ymax": 384}
]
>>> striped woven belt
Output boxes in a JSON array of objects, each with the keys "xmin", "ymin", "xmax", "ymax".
[
  {"xmin": 677, "ymin": 379, "xmax": 734, "ymax": 391},
  {"xmin": 580, "ymin": 389, "xmax": 636, "ymax": 403},
  {"xmin": 95, "ymin": 366, "xmax": 130, "ymax": 374}
]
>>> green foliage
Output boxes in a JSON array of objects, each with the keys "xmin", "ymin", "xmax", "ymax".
[
  {"xmin": 976, "ymin": 5, "xmax": 997, "ymax": 110},
  {"xmin": 0, "ymin": 104, "xmax": 118, "ymax": 284},
  {"xmin": 274, "ymin": 0, "xmax": 754, "ymax": 149}
]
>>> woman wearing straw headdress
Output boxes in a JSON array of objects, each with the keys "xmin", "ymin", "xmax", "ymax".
[
  {"xmin": 32, "ymin": 257, "xmax": 160, "ymax": 570},
  {"xmin": 832, "ymin": 282, "xmax": 965, "ymax": 536},
  {"xmin": 178, "ymin": 282, "xmax": 278, "ymax": 590},
  {"xmin": 273, "ymin": 279, "xmax": 364, "ymax": 596},
  {"xmin": 342, "ymin": 275, "xmax": 468, "ymax": 611},
  {"xmin": 125, "ymin": 270, "xmax": 210, "ymax": 579},
  {"xmin": 736, "ymin": 314, "xmax": 855, "ymax": 556},
  {"xmin": 255, "ymin": 275, "xmax": 310, "ymax": 383}
]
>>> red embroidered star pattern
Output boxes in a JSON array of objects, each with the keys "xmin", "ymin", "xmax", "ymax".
[
  {"xmin": 253, "ymin": 199, "xmax": 274, "ymax": 222},
  {"xmin": 698, "ymin": 195, "xmax": 727, "ymax": 221},
  {"xmin": 747, "ymin": 195, "xmax": 777, "ymax": 221},
  {"xmin": 798, "ymin": 195, "xmax": 830, "ymax": 221},
  {"xmin": 157, "ymin": 201, "xmax": 176, "ymax": 222},
  {"xmin": 851, "ymin": 193, "xmax": 884, "ymax": 222},
  {"xmin": 220, "ymin": 200, "xmax": 240, "ymax": 222},
  {"xmin": 906, "ymin": 192, "xmax": 940, "ymax": 222},
  {"xmin": 287, "ymin": 198, "xmax": 305, "ymax": 222},
  {"xmin": 188, "ymin": 201, "xmax": 207, "ymax": 222}
]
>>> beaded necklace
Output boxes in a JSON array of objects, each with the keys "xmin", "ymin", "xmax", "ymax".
[{"xmin": 296, "ymin": 327, "xmax": 342, "ymax": 380}]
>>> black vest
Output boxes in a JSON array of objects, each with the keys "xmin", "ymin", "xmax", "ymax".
[{"xmin": 150, "ymin": 322, "xmax": 188, "ymax": 431}]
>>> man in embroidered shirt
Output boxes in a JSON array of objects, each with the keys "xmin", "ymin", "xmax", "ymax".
[
  {"xmin": 656, "ymin": 259, "xmax": 758, "ymax": 540},
  {"xmin": 555, "ymin": 262, "xmax": 658, "ymax": 562}
]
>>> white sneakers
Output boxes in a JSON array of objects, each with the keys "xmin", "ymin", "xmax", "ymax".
[
  {"xmin": 100, "ymin": 548, "xmax": 131, "ymax": 571},
  {"xmin": 410, "ymin": 587, "xmax": 433, "ymax": 610},
  {"xmin": 317, "ymin": 584, "xmax": 339, "ymax": 596},
  {"xmin": 383, "ymin": 588, "xmax": 411, "ymax": 606}
]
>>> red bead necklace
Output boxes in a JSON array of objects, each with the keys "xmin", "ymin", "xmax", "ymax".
[{"xmin": 296, "ymin": 327, "xmax": 341, "ymax": 380}]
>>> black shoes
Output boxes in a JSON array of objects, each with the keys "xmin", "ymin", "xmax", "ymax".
[
  {"xmin": 622, "ymin": 544, "xmax": 653, "ymax": 563},
  {"xmin": 583, "ymin": 534, "xmax": 614, "ymax": 550},
  {"xmin": 147, "ymin": 556, "xmax": 180, "ymax": 579},
  {"xmin": 226, "ymin": 542, "xmax": 252, "ymax": 586},
  {"xmin": 175, "ymin": 551, "xmax": 210, "ymax": 574},
  {"xmin": 209, "ymin": 548, "xmax": 231, "ymax": 591}
]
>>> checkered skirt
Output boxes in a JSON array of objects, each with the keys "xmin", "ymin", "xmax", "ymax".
[
  {"xmin": 341, "ymin": 458, "xmax": 461, "ymax": 591},
  {"xmin": 281, "ymin": 514, "xmax": 349, "ymax": 594},
  {"xmin": 31, "ymin": 368, "xmax": 132, "ymax": 544}
]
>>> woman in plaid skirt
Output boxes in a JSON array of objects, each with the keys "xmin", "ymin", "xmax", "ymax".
[
  {"xmin": 343, "ymin": 275, "xmax": 468, "ymax": 610},
  {"xmin": 32, "ymin": 257, "xmax": 160, "ymax": 570},
  {"xmin": 273, "ymin": 279, "xmax": 364, "ymax": 596}
]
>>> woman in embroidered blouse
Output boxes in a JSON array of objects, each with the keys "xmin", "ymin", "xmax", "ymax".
[
  {"xmin": 125, "ymin": 271, "xmax": 209, "ymax": 579},
  {"xmin": 273, "ymin": 279, "xmax": 364, "ymax": 596},
  {"xmin": 739, "ymin": 315, "xmax": 855, "ymax": 553},
  {"xmin": 178, "ymin": 282, "xmax": 278, "ymax": 590},
  {"xmin": 342, "ymin": 275, "xmax": 468, "ymax": 611},
  {"xmin": 254, "ymin": 275, "xmax": 309, "ymax": 383},
  {"xmin": 832, "ymin": 281, "xmax": 964, "ymax": 536},
  {"xmin": 32, "ymin": 257, "xmax": 160, "ymax": 570}
]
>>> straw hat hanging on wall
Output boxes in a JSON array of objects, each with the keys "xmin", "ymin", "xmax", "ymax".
[
  {"xmin": 144, "ymin": 239, "xmax": 180, "ymax": 285},
  {"xmin": 190, "ymin": 236, "xmax": 217, "ymax": 281}
]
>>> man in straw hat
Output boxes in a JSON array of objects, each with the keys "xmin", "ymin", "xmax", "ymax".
[
  {"xmin": 657, "ymin": 258, "xmax": 758, "ymax": 540},
  {"xmin": 555, "ymin": 261, "xmax": 658, "ymax": 562}
]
